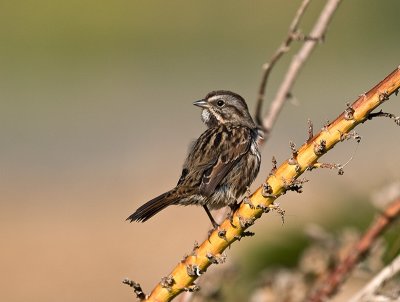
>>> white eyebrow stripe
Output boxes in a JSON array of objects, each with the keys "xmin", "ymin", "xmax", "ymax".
[{"xmin": 208, "ymin": 95, "xmax": 226, "ymax": 102}]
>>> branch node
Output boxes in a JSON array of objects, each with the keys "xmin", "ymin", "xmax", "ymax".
[
  {"xmin": 289, "ymin": 141, "xmax": 298, "ymax": 157},
  {"xmin": 367, "ymin": 110, "xmax": 400, "ymax": 126},
  {"xmin": 288, "ymin": 142, "xmax": 301, "ymax": 172},
  {"xmin": 256, "ymin": 203, "xmax": 271, "ymax": 214},
  {"xmin": 378, "ymin": 90, "xmax": 389, "ymax": 102},
  {"xmin": 190, "ymin": 241, "xmax": 199, "ymax": 256},
  {"xmin": 206, "ymin": 252, "xmax": 227, "ymax": 264},
  {"xmin": 269, "ymin": 156, "xmax": 278, "ymax": 176},
  {"xmin": 183, "ymin": 284, "xmax": 200, "ymax": 292},
  {"xmin": 314, "ymin": 139, "xmax": 327, "ymax": 155},
  {"xmin": 181, "ymin": 253, "xmax": 188, "ymax": 263},
  {"xmin": 283, "ymin": 177, "xmax": 308, "ymax": 193},
  {"xmin": 312, "ymin": 162, "xmax": 345, "ymax": 175},
  {"xmin": 217, "ymin": 229, "xmax": 228, "ymax": 242},
  {"xmin": 344, "ymin": 103, "xmax": 355, "ymax": 120},
  {"xmin": 160, "ymin": 275, "xmax": 175, "ymax": 292},
  {"xmin": 238, "ymin": 215, "xmax": 256, "ymax": 229},
  {"xmin": 262, "ymin": 182, "xmax": 273, "ymax": 198},
  {"xmin": 307, "ymin": 118, "xmax": 314, "ymax": 141},
  {"xmin": 243, "ymin": 196, "xmax": 255, "ymax": 209},
  {"xmin": 322, "ymin": 120, "xmax": 331, "ymax": 132},
  {"xmin": 186, "ymin": 264, "xmax": 202, "ymax": 277},
  {"xmin": 339, "ymin": 130, "xmax": 362, "ymax": 143},
  {"xmin": 268, "ymin": 202, "xmax": 286, "ymax": 224}
]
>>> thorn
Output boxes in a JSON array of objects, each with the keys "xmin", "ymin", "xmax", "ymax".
[
  {"xmin": 314, "ymin": 139, "xmax": 327, "ymax": 156},
  {"xmin": 270, "ymin": 156, "xmax": 277, "ymax": 176},
  {"xmin": 245, "ymin": 186, "xmax": 252, "ymax": 198},
  {"xmin": 186, "ymin": 264, "xmax": 202, "ymax": 277},
  {"xmin": 306, "ymin": 164, "xmax": 316, "ymax": 171},
  {"xmin": 242, "ymin": 231, "xmax": 255, "ymax": 238},
  {"xmin": 378, "ymin": 91, "xmax": 389, "ymax": 102},
  {"xmin": 288, "ymin": 142, "xmax": 301, "ymax": 171},
  {"xmin": 262, "ymin": 182, "xmax": 273, "ymax": 198},
  {"xmin": 183, "ymin": 284, "xmax": 200, "ymax": 292},
  {"xmin": 289, "ymin": 141, "xmax": 298, "ymax": 158},
  {"xmin": 283, "ymin": 177, "xmax": 309, "ymax": 193},
  {"xmin": 234, "ymin": 231, "xmax": 255, "ymax": 241},
  {"xmin": 367, "ymin": 110, "xmax": 400, "ymax": 126},
  {"xmin": 269, "ymin": 203, "xmax": 286, "ymax": 224},
  {"xmin": 206, "ymin": 252, "xmax": 227, "ymax": 264},
  {"xmin": 181, "ymin": 253, "xmax": 189, "ymax": 263},
  {"xmin": 319, "ymin": 163, "xmax": 344, "ymax": 175},
  {"xmin": 242, "ymin": 187, "xmax": 254, "ymax": 209},
  {"xmin": 338, "ymin": 130, "xmax": 361, "ymax": 143},
  {"xmin": 243, "ymin": 196, "xmax": 255, "ymax": 209},
  {"xmin": 344, "ymin": 103, "xmax": 355, "ymax": 120},
  {"xmin": 238, "ymin": 215, "xmax": 256, "ymax": 229},
  {"xmin": 122, "ymin": 278, "xmax": 147, "ymax": 301},
  {"xmin": 256, "ymin": 203, "xmax": 271, "ymax": 214},
  {"xmin": 322, "ymin": 120, "xmax": 330, "ymax": 132},
  {"xmin": 217, "ymin": 229, "xmax": 228, "ymax": 242},
  {"xmin": 160, "ymin": 275, "xmax": 175, "ymax": 292},
  {"xmin": 307, "ymin": 118, "xmax": 314, "ymax": 142},
  {"xmin": 191, "ymin": 241, "xmax": 199, "ymax": 256}
]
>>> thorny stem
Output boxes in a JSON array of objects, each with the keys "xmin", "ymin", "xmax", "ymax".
[
  {"xmin": 141, "ymin": 67, "xmax": 400, "ymax": 302},
  {"xmin": 307, "ymin": 198, "xmax": 400, "ymax": 302}
]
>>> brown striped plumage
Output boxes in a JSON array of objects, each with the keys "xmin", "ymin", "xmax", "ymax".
[{"xmin": 127, "ymin": 90, "xmax": 261, "ymax": 227}]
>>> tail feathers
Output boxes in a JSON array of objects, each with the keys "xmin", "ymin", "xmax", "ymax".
[{"xmin": 127, "ymin": 191, "xmax": 174, "ymax": 222}]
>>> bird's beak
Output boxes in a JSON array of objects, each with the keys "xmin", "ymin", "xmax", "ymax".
[{"xmin": 193, "ymin": 99, "xmax": 208, "ymax": 108}]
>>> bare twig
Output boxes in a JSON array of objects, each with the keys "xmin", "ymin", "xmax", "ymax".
[
  {"xmin": 261, "ymin": 0, "xmax": 342, "ymax": 137},
  {"xmin": 123, "ymin": 278, "xmax": 147, "ymax": 301},
  {"xmin": 307, "ymin": 198, "xmax": 400, "ymax": 302},
  {"xmin": 349, "ymin": 254, "xmax": 400, "ymax": 302},
  {"xmin": 255, "ymin": 0, "xmax": 312, "ymax": 126}
]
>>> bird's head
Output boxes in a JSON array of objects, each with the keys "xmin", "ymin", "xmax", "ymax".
[{"xmin": 193, "ymin": 90, "xmax": 256, "ymax": 128}]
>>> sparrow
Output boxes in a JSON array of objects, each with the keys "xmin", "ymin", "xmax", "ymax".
[{"xmin": 127, "ymin": 90, "xmax": 262, "ymax": 228}]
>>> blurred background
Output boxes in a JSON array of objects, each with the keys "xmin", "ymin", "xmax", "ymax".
[{"xmin": 1, "ymin": 1, "xmax": 399, "ymax": 301}]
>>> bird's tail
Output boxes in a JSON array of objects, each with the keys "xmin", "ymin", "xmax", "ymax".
[{"xmin": 126, "ymin": 191, "xmax": 174, "ymax": 222}]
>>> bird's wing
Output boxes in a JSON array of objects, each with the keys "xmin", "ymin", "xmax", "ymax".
[{"xmin": 198, "ymin": 126, "xmax": 251, "ymax": 197}]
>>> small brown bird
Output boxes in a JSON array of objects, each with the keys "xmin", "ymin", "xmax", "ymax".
[{"xmin": 127, "ymin": 90, "xmax": 262, "ymax": 227}]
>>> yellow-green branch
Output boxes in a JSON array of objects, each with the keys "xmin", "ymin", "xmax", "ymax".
[{"xmin": 144, "ymin": 66, "xmax": 400, "ymax": 302}]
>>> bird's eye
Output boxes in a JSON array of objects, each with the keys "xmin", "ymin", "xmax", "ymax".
[{"xmin": 216, "ymin": 99, "xmax": 225, "ymax": 107}]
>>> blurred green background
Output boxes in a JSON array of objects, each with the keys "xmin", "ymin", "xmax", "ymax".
[{"xmin": 1, "ymin": 1, "xmax": 399, "ymax": 301}]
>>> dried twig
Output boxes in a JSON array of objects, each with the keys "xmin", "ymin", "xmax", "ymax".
[
  {"xmin": 307, "ymin": 198, "xmax": 400, "ymax": 302},
  {"xmin": 123, "ymin": 278, "xmax": 147, "ymax": 301},
  {"xmin": 261, "ymin": 0, "xmax": 343, "ymax": 137},
  {"xmin": 349, "ymin": 254, "xmax": 400, "ymax": 302},
  {"xmin": 255, "ymin": 0, "xmax": 311, "ymax": 126}
]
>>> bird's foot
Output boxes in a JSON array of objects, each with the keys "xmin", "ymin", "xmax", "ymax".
[{"xmin": 227, "ymin": 201, "xmax": 242, "ymax": 227}]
